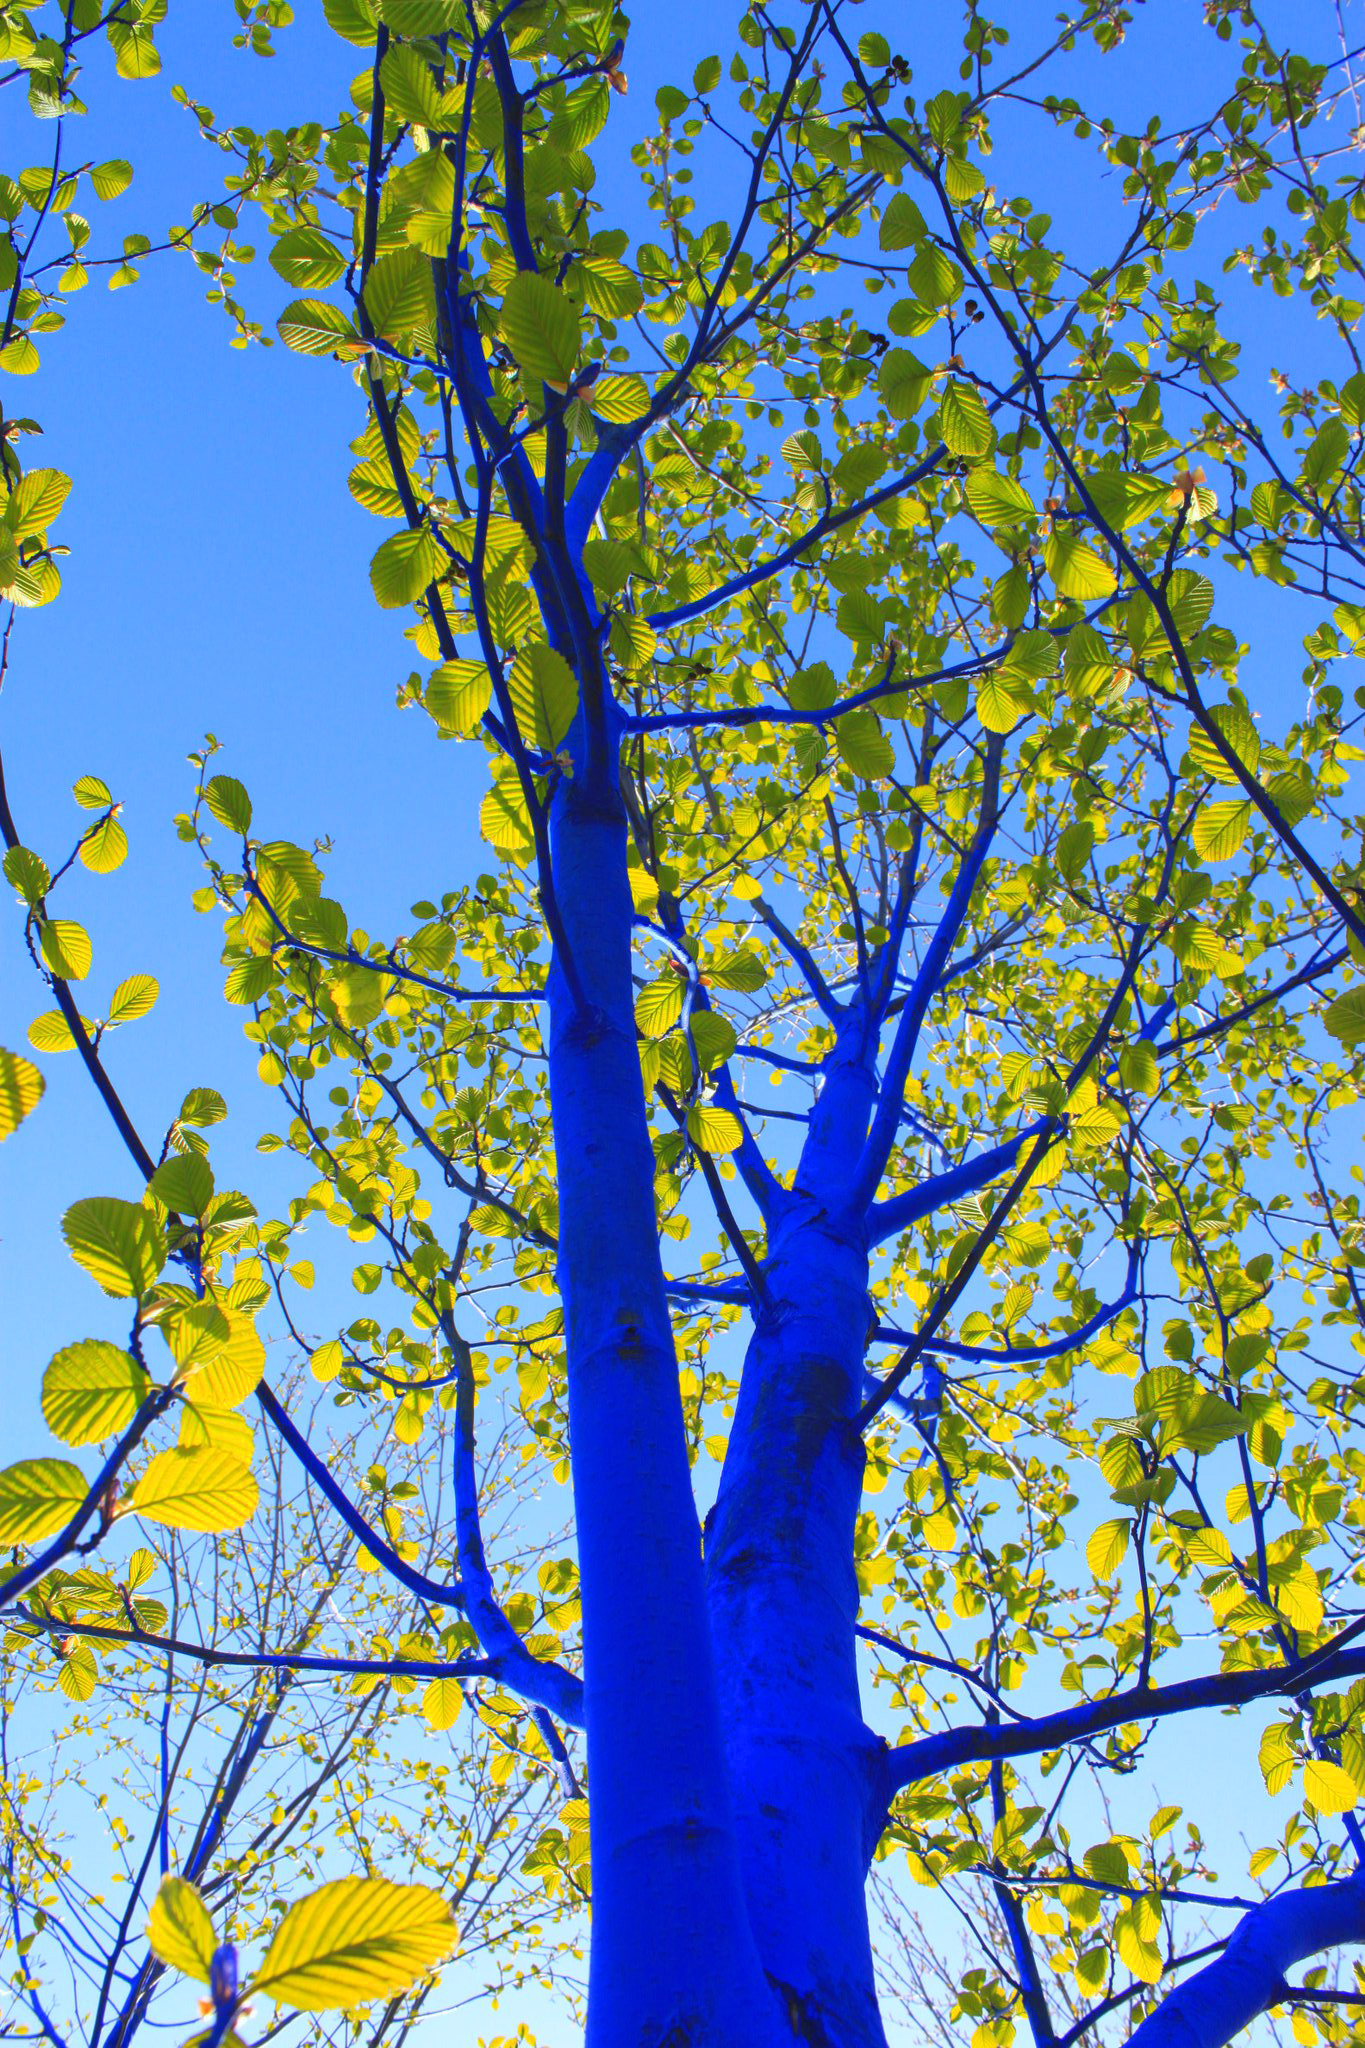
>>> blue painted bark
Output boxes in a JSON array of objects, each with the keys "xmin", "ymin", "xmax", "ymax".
[
  {"xmin": 545, "ymin": 770, "xmax": 786, "ymax": 2046},
  {"xmin": 1127, "ymin": 1876, "xmax": 1365, "ymax": 2048}
]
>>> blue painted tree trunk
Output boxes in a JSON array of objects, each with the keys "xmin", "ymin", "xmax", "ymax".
[
  {"xmin": 546, "ymin": 775, "xmax": 791, "ymax": 2045},
  {"xmin": 545, "ymin": 752, "xmax": 890, "ymax": 2041}
]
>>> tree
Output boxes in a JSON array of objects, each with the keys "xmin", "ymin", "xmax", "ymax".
[{"xmin": 4, "ymin": 0, "xmax": 1365, "ymax": 2044}]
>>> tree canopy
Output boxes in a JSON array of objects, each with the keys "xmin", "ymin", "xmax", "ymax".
[{"xmin": 5, "ymin": 0, "xmax": 1365, "ymax": 2044}]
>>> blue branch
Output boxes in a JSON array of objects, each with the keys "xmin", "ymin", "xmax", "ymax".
[
  {"xmin": 867, "ymin": 1119, "xmax": 1053, "ymax": 1247},
  {"xmin": 255, "ymin": 1383, "xmax": 467, "ymax": 1612},
  {"xmin": 847, "ymin": 736, "xmax": 1003, "ymax": 1216}
]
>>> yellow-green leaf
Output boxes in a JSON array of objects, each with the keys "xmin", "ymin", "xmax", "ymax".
[
  {"xmin": 0, "ymin": 1045, "xmax": 44, "ymax": 1138},
  {"xmin": 425, "ymin": 659, "xmax": 492, "ymax": 736},
  {"xmin": 109, "ymin": 974, "xmax": 159, "ymax": 1024},
  {"xmin": 509, "ymin": 642, "xmax": 579, "ymax": 750},
  {"xmin": 1326, "ymin": 986, "xmax": 1365, "ymax": 1050},
  {"xmin": 976, "ymin": 669, "xmax": 1031, "ymax": 735},
  {"xmin": 1045, "ymin": 529, "xmax": 1117, "ymax": 602},
  {"xmin": 687, "ymin": 1103, "xmax": 742, "ymax": 1155},
  {"xmin": 205, "ymin": 775, "xmax": 253, "ymax": 833},
  {"xmin": 0, "ymin": 1457, "xmax": 88, "ymax": 1545},
  {"xmin": 938, "ymin": 379, "xmax": 995, "ymax": 461},
  {"xmin": 1304, "ymin": 1758, "xmax": 1358, "ymax": 1814},
  {"xmin": 422, "ymin": 1677, "xmax": 463, "ymax": 1731},
  {"xmin": 1191, "ymin": 799, "xmax": 1251, "ymax": 863},
  {"xmin": 150, "ymin": 1153, "xmax": 215, "ymax": 1218},
  {"xmin": 1086, "ymin": 1518, "xmax": 1131, "ymax": 1578},
  {"xmin": 277, "ymin": 297, "xmax": 364, "ymax": 358},
  {"xmin": 499, "ymin": 269, "xmax": 580, "ymax": 390},
  {"xmin": 270, "ymin": 225, "xmax": 346, "ymax": 290},
  {"xmin": 147, "ymin": 1877, "xmax": 216, "ymax": 1983},
  {"xmin": 834, "ymin": 708, "xmax": 894, "ymax": 779},
  {"xmin": 370, "ymin": 527, "xmax": 441, "ymax": 609},
  {"xmin": 62, "ymin": 1197, "xmax": 166, "ymax": 1299},
  {"xmin": 42, "ymin": 1339, "xmax": 148, "ymax": 1446},
  {"xmin": 27, "ymin": 1011, "xmax": 82, "ymax": 1053},
  {"xmin": 180, "ymin": 1311, "xmax": 266, "ymax": 1411},
  {"xmin": 39, "ymin": 918, "xmax": 92, "ymax": 981},
  {"xmin": 129, "ymin": 1448, "xmax": 259, "ymax": 1533},
  {"xmin": 250, "ymin": 1878, "xmax": 456, "ymax": 2012}
]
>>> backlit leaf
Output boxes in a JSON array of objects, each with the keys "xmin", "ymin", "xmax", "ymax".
[
  {"xmin": 250, "ymin": 1878, "xmax": 456, "ymax": 2011},
  {"xmin": 147, "ymin": 1876, "xmax": 216, "ymax": 1984},
  {"xmin": 129, "ymin": 1448, "xmax": 259, "ymax": 1533},
  {"xmin": 0, "ymin": 1045, "xmax": 43, "ymax": 1138},
  {"xmin": 42, "ymin": 1340, "xmax": 148, "ymax": 1445},
  {"xmin": 62, "ymin": 1197, "xmax": 166, "ymax": 1299}
]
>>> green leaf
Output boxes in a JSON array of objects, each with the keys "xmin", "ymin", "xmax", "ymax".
[
  {"xmin": 379, "ymin": 43, "xmax": 444, "ymax": 127},
  {"xmin": 578, "ymin": 253, "xmax": 643, "ymax": 319},
  {"xmin": 249, "ymin": 1878, "xmax": 456, "ymax": 2011},
  {"xmin": 588, "ymin": 373, "xmax": 649, "ymax": 424},
  {"xmin": 937, "ymin": 380, "xmax": 995, "ymax": 461},
  {"xmin": 0, "ymin": 1045, "xmax": 44, "ymax": 1138},
  {"xmin": 370, "ymin": 527, "xmax": 441, "ymax": 608},
  {"xmin": 205, "ymin": 774, "xmax": 252, "ymax": 833},
  {"xmin": 150, "ymin": 1153, "xmax": 215, "ymax": 1218},
  {"xmin": 277, "ymin": 298, "xmax": 363, "ymax": 358},
  {"xmin": 1056, "ymin": 819, "xmax": 1094, "ymax": 880},
  {"xmin": 479, "ymin": 776, "xmax": 534, "ymax": 859},
  {"xmin": 270, "ymin": 226, "xmax": 346, "ymax": 289},
  {"xmin": 1326, "ymin": 986, "xmax": 1365, "ymax": 1050},
  {"xmin": 363, "ymin": 248, "xmax": 435, "ymax": 342},
  {"xmin": 72, "ymin": 774, "xmax": 111, "ymax": 811},
  {"xmin": 426, "ymin": 659, "xmax": 492, "ymax": 735},
  {"xmin": 129, "ymin": 1449, "xmax": 259, "ymax": 1533},
  {"xmin": 39, "ymin": 918, "xmax": 92, "ymax": 981},
  {"xmin": 4, "ymin": 845, "xmax": 49, "ymax": 904},
  {"xmin": 109, "ymin": 973, "xmax": 159, "ymax": 1024},
  {"xmin": 108, "ymin": 22, "xmax": 161, "ymax": 78},
  {"xmin": 1188, "ymin": 701, "xmax": 1259, "ymax": 780},
  {"xmin": 62, "ymin": 1196, "xmax": 166, "ymax": 1299},
  {"xmin": 878, "ymin": 192, "xmax": 927, "ymax": 251},
  {"xmin": 88, "ymin": 160, "xmax": 133, "ymax": 200},
  {"xmin": 966, "ymin": 470, "xmax": 1037, "ymax": 527},
  {"xmin": 687, "ymin": 1103, "xmax": 742, "ymax": 1154},
  {"xmin": 8, "ymin": 467, "xmax": 71, "ymax": 536},
  {"xmin": 1118, "ymin": 1040, "xmax": 1160, "ymax": 1094},
  {"xmin": 976, "ymin": 668, "xmax": 1031, "ymax": 735},
  {"xmin": 878, "ymin": 348, "xmax": 931, "ymax": 421},
  {"xmin": 327, "ymin": 965, "xmax": 387, "ymax": 1028},
  {"xmin": 834, "ymin": 708, "xmax": 894, "ymax": 779},
  {"xmin": 28, "ymin": 1011, "xmax": 82, "ymax": 1053},
  {"xmin": 321, "ymin": 0, "xmax": 379, "ymax": 42},
  {"xmin": 224, "ymin": 957, "xmax": 277, "ymax": 1005},
  {"xmin": 1191, "ymin": 799, "xmax": 1251, "ymax": 862},
  {"xmin": 146, "ymin": 1877, "xmax": 216, "ymax": 1984},
  {"xmin": 0, "ymin": 1457, "xmax": 87, "ymax": 1545},
  {"xmin": 1045, "ymin": 529, "xmax": 1117, "ymax": 602},
  {"xmin": 689, "ymin": 1010, "xmax": 736, "ymax": 1072},
  {"xmin": 78, "ymin": 815, "xmax": 127, "ymax": 875},
  {"xmin": 1086, "ymin": 1518, "xmax": 1131, "ymax": 1577},
  {"xmin": 509, "ymin": 642, "xmax": 579, "ymax": 750},
  {"xmin": 42, "ymin": 1339, "xmax": 148, "ymax": 1446},
  {"xmin": 180, "ymin": 1088, "xmax": 227, "ymax": 1128},
  {"xmin": 499, "ymin": 270, "xmax": 580, "ymax": 390},
  {"xmin": 635, "ymin": 975, "xmax": 685, "ymax": 1038}
]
